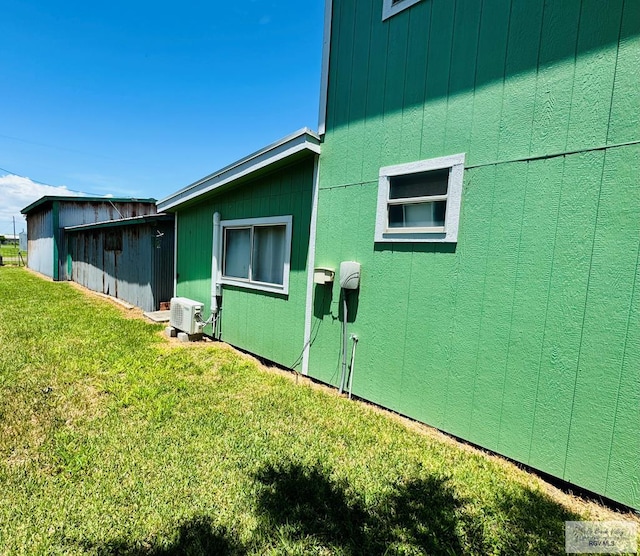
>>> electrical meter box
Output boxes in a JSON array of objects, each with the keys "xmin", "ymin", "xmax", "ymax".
[
  {"xmin": 339, "ymin": 261, "xmax": 361, "ymax": 290},
  {"xmin": 313, "ymin": 267, "xmax": 335, "ymax": 285}
]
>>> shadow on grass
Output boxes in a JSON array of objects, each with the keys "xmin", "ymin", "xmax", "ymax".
[
  {"xmin": 70, "ymin": 515, "xmax": 244, "ymax": 556},
  {"xmin": 252, "ymin": 460, "xmax": 581, "ymax": 555},
  {"xmin": 70, "ymin": 461, "xmax": 582, "ymax": 555},
  {"xmin": 253, "ymin": 461, "xmax": 464, "ymax": 554},
  {"xmin": 488, "ymin": 485, "xmax": 582, "ymax": 554}
]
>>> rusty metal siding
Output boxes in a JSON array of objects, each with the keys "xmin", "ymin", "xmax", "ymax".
[
  {"xmin": 58, "ymin": 201, "xmax": 157, "ymax": 280},
  {"xmin": 58, "ymin": 201, "xmax": 156, "ymax": 228},
  {"xmin": 23, "ymin": 199, "xmax": 158, "ymax": 281},
  {"xmin": 26, "ymin": 207, "xmax": 54, "ymax": 277},
  {"xmin": 68, "ymin": 220, "xmax": 174, "ymax": 311}
]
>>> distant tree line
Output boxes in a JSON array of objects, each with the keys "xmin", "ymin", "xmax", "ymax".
[{"xmin": 0, "ymin": 236, "xmax": 19, "ymax": 245}]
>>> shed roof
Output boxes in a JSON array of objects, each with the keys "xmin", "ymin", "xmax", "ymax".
[
  {"xmin": 157, "ymin": 128, "xmax": 321, "ymax": 212},
  {"xmin": 21, "ymin": 196, "xmax": 157, "ymax": 215},
  {"xmin": 64, "ymin": 213, "xmax": 174, "ymax": 232}
]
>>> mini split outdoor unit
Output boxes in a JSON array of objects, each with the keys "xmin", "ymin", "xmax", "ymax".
[{"xmin": 169, "ymin": 297, "xmax": 205, "ymax": 335}]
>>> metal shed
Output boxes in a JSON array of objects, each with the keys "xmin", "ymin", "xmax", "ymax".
[
  {"xmin": 64, "ymin": 214, "xmax": 175, "ymax": 312},
  {"xmin": 21, "ymin": 196, "xmax": 157, "ymax": 280}
]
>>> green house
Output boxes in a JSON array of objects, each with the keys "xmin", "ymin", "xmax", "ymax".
[
  {"xmin": 158, "ymin": 130, "xmax": 321, "ymax": 368},
  {"xmin": 159, "ymin": 0, "xmax": 639, "ymax": 510}
]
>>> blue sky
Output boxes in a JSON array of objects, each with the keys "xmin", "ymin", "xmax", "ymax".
[{"xmin": 0, "ymin": 0, "xmax": 325, "ymax": 234}]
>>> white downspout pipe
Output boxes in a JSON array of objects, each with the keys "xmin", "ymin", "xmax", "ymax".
[
  {"xmin": 211, "ymin": 212, "xmax": 222, "ymax": 336},
  {"xmin": 173, "ymin": 213, "xmax": 178, "ymax": 297},
  {"xmin": 302, "ymin": 155, "xmax": 320, "ymax": 376}
]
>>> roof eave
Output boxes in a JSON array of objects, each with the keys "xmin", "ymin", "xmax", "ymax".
[
  {"xmin": 157, "ymin": 128, "xmax": 321, "ymax": 212},
  {"xmin": 21, "ymin": 196, "xmax": 157, "ymax": 215},
  {"xmin": 63, "ymin": 213, "xmax": 174, "ymax": 232}
]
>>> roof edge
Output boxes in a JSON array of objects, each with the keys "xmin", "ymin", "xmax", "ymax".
[
  {"xmin": 64, "ymin": 213, "xmax": 173, "ymax": 232},
  {"xmin": 21, "ymin": 196, "xmax": 157, "ymax": 215},
  {"xmin": 157, "ymin": 128, "xmax": 321, "ymax": 212}
]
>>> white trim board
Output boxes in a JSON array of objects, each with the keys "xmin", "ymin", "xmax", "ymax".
[
  {"xmin": 173, "ymin": 213, "xmax": 178, "ymax": 297},
  {"xmin": 302, "ymin": 157, "xmax": 321, "ymax": 375},
  {"xmin": 382, "ymin": 0, "xmax": 424, "ymax": 21},
  {"xmin": 158, "ymin": 129, "xmax": 321, "ymax": 212},
  {"xmin": 219, "ymin": 215, "xmax": 293, "ymax": 296},
  {"xmin": 375, "ymin": 153, "xmax": 466, "ymax": 243},
  {"xmin": 318, "ymin": 0, "xmax": 333, "ymax": 136}
]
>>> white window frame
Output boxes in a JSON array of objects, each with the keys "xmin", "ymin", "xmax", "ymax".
[
  {"xmin": 382, "ymin": 0, "xmax": 424, "ymax": 21},
  {"xmin": 375, "ymin": 153, "xmax": 465, "ymax": 243},
  {"xmin": 219, "ymin": 215, "xmax": 293, "ymax": 295}
]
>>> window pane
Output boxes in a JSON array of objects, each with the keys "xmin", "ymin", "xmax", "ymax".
[
  {"xmin": 388, "ymin": 201, "xmax": 446, "ymax": 228},
  {"xmin": 389, "ymin": 168, "xmax": 449, "ymax": 199},
  {"xmin": 224, "ymin": 228, "xmax": 251, "ymax": 279},
  {"xmin": 252, "ymin": 225, "xmax": 285, "ymax": 285}
]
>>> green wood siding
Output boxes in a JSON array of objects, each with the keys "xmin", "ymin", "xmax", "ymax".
[
  {"xmin": 310, "ymin": 0, "xmax": 639, "ymax": 509},
  {"xmin": 176, "ymin": 158, "xmax": 315, "ymax": 368}
]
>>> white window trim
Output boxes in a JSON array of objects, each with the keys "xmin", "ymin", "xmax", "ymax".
[
  {"xmin": 375, "ymin": 153, "xmax": 465, "ymax": 243},
  {"xmin": 219, "ymin": 215, "xmax": 293, "ymax": 295},
  {"xmin": 382, "ymin": 0, "xmax": 424, "ymax": 21}
]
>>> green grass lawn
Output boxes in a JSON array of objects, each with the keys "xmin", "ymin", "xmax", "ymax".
[
  {"xmin": 0, "ymin": 244, "xmax": 20, "ymax": 255},
  {"xmin": 0, "ymin": 268, "xmax": 635, "ymax": 555}
]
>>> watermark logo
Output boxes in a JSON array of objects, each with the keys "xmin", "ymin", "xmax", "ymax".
[{"xmin": 565, "ymin": 521, "xmax": 637, "ymax": 554}]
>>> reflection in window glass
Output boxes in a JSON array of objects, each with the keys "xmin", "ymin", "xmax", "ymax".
[
  {"xmin": 388, "ymin": 201, "xmax": 446, "ymax": 228},
  {"xmin": 252, "ymin": 225, "xmax": 285, "ymax": 285},
  {"xmin": 224, "ymin": 228, "xmax": 251, "ymax": 279},
  {"xmin": 389, "ymin": 169, "xmax": 449, "ymax": 199}
]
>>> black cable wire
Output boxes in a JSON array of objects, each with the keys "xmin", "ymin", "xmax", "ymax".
[
  {"xmin": 289, "ymin": 285, "xmax": 327, "ymax": 371},
  {"xmin": 0, "ymin": 165, "xmax": 106, "ymax": 197},
  {"xmin": 0, "ymin": 133, "xmax": 133, "ymax": 163}
]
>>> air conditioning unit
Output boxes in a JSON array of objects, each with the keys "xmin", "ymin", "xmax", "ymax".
[{"xmin": 170, "ymin": 297, "xmax": 205, "ymax": 335}]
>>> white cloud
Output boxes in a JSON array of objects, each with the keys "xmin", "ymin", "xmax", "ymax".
[{"xmin": 0, "ymin": 174, "xmax": 84, "ymax": 234}]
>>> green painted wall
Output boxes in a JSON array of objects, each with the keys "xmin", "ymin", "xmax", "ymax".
[
  {"xmin": 175, "ymin": 158, "xmax": 316, "ymax": 368},
  {"xmin": 310, "ymin": 0, "xmax": 639, "ymax": 509}
]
